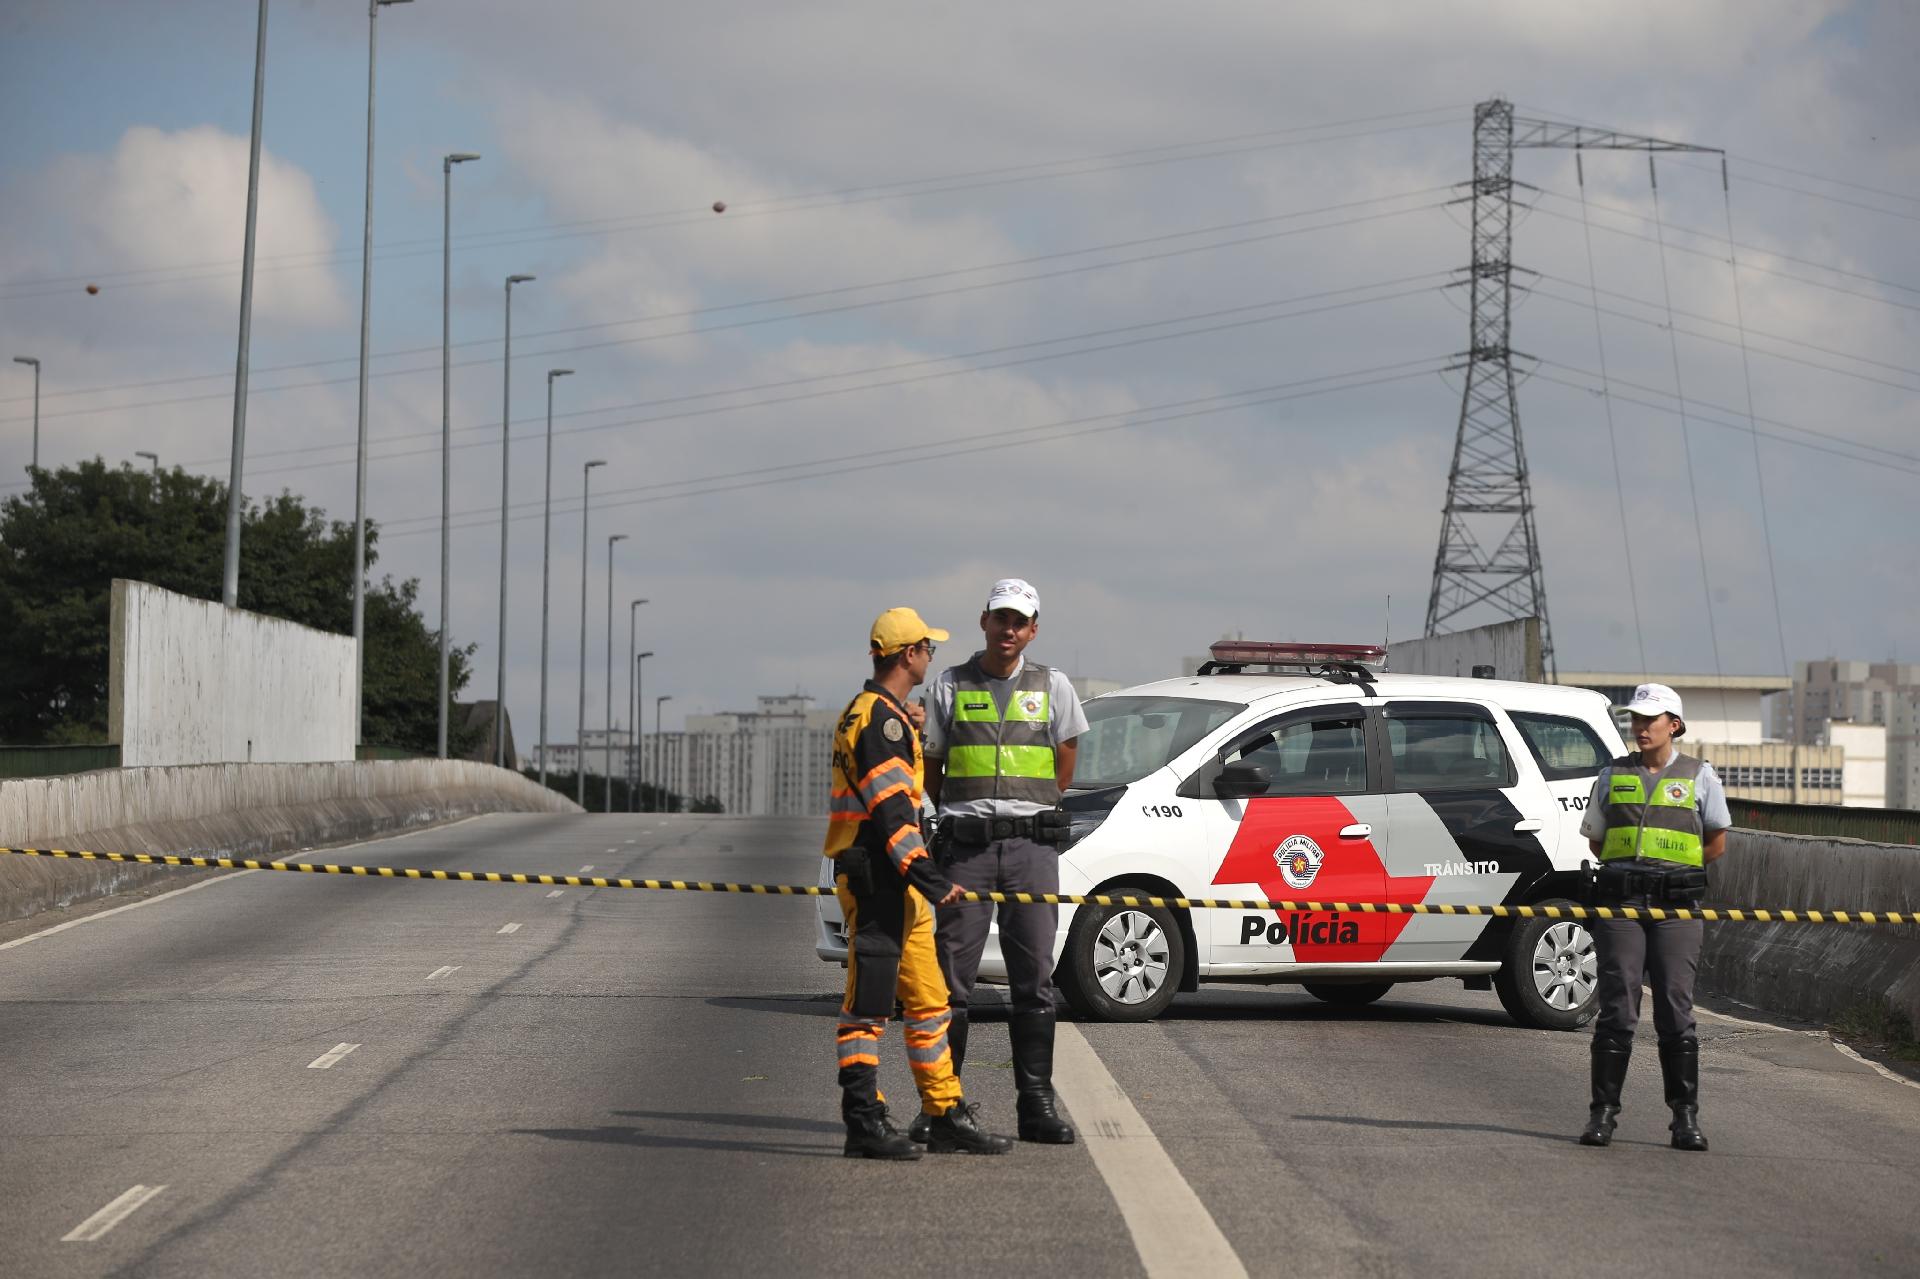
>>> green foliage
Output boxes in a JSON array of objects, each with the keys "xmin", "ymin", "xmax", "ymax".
[
  {"xmin": 525, "ymin": 770, "xmax": 697, "ymax": 814},
  {"xmin": 1832, "ymin": 998, "xmax": 1920, "ymax": 1064},
  {"xmin": 0, "ymin": 459, "xmax": 472, "ymax": 751}
]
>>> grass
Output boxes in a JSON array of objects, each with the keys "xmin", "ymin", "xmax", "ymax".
[{"xmin": 1830, "ymin": 998, "xmax": 1920, "ymax": 1064}]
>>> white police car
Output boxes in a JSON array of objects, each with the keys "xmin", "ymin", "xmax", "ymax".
[{"xmin": 817, "ymin": 641, "xmax": 1626, "ymax": 1029}]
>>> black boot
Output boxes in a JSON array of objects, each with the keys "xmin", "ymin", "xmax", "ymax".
[
  {"xmin": 908, "ymin": 1006, "xmax": 967, "ymax": 1145},
  {"xmin": 842, "ymin": 1094, "xmax": 921, "ymax": 1160},
  {"xmin": 926, "ymin": 1101, "xmax": 1014, "ymax": 1156},
  {"xmin": 1661, "ymin": 1038, "xmax": 1708, "ymax": 1152},
  {"xmin": 1579, "ymin": 1031, "xmax": 1632, "ymax": 1147},
  {"xmin": 1010, "ymin": 1009, "xmax": 1076, "ymax": 1144}
]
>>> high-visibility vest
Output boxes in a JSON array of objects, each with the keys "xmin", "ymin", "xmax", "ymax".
[
  {"xmin": 941, "ymin": 657, "xmax": 1059, "ymax": 808},
  {"xmin": 1600, "ymin": 753, "xmax": 1705, "ymax": 867}
]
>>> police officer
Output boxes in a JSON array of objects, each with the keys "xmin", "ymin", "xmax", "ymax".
[
  {"xmin": 825, "ymin": 607, "xmax": 1013, "ymax": 1159},
  {"xmin": 1576, "ymin": 683, "xmax": 1731, "ymax": 1152},
  {"xmin": 915, "ymin": 578, "xmax": 1088, "ymax": 1146}
]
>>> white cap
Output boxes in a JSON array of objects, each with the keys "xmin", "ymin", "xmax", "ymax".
[
  {"xmin": 1624, "ymin": 682, "xmax": 1684, "ymax": 718},
  {"xmin": 985, "ymin": 577, "xmax": 1040, "ymax": 616}
]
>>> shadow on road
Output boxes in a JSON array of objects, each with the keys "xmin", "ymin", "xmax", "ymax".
[
  {"xmin": 706, "ymin": 993, "xmax": 841, "ymax": 1017},
  {"xmin": 1293, "ymin": 1113, "xmax": 1569, "ymax": 1142},
  {"xmin": 614, "ymin": 1108, "xmax": 841, "ymax": 1134},
  {"xmin": 513, "ymin": 1121, "xmax": 838, "ymax": 1159}
]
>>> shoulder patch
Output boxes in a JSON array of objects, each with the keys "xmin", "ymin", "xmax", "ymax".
[{"xmin": 882, "ymin": 717, "xmax": 904, "ymax": 742}]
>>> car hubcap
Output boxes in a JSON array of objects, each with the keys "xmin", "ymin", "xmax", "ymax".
[
  {"xmin": 1532, "ymin": 920, "xmax": 1597, "ymax": 1011},
  {"xmin": 1093, "ymin": 910, "xmax": 1170, "ymax": 1005}
]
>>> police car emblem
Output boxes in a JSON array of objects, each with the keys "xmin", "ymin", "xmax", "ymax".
[
  {"xmin": 1274, "ymin": 834, "xmax": 1324, "ymax": 890},
  {"xmin": 883, "ymin": 718, "xmax": 904, "ymax": 742}
]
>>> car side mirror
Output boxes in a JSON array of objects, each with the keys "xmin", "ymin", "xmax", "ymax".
[{"xmin": 1215, "ymin": 760, "xmax": 1270, "ymax": 798}]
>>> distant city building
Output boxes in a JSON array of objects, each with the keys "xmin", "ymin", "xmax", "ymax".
[
  {"xmin": 1889, "ymin": 690, "xmax": 1920, "ymax": 811},
  {"xmin": 1558, "ymin": 672, "xmax": 1788, "ymax": 747},
  {"xmin": 1791, "ymin": 660, "xmax": 1920, "ymax": 745},
  {"xmin": 1691, "ymin": 741, "xmax": 1844, "ymax": 806}
]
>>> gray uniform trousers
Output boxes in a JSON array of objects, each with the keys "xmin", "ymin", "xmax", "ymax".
[
  {"xmin": 1592, "ymin": 892, "xmax": 1703, "ymax": 1043},
  {"xmin": 934, "ymin": 836, "xmax": 1059, "ymax": 1016}
]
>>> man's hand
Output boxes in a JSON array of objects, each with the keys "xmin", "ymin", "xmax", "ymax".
[
  {"xmin": 936, "ymin": 883, "xmax": 967, "ymax": 907},
  {"xmin": 906, "ymin": 699, "xmax": 927, "ymax": 732}
]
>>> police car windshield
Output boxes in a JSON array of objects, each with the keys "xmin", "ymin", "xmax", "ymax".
[{"xmin": 1074, "ymin": 696, "xmax": 1240, "ymax": 788}]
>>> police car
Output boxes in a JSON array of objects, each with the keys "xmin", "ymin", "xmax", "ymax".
[{"xmin": 816, "ymin": 641, "xmax": 1626, "ymax": 1029}]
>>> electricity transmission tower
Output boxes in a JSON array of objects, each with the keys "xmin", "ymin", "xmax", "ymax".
[{"xmin": 1424, "ymin": 99, "xmax": 1719, "ymax": 679}]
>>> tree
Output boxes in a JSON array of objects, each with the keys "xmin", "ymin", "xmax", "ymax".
[{"xmin": 0, "ymin": 459, "xmax": 472, "ymax": 751}]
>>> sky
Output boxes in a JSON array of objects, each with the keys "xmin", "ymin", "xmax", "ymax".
[{"xmin": 2, "ymin": 0, "xmax": 1916, "ymax": 744}]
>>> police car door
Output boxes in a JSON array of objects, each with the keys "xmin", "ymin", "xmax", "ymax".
[
  {"xmin": 1377, "ymin": 701, "xmax": 1551, "ymax": 963},
  {"xmin": 1178, "ymin": 702, "xmax": 1391, "ymax": 971}
]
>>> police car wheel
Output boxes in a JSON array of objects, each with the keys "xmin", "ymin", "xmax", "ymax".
[
  {"xmin": 1493, "ymin": 900, "xmax": 1598, "ymax": 1030},
  {"xmin": 1060, "ymin": 901, "xmax": 1184, "ymax": 1023},
  {"xmin": 1301, "ymin": 981, "xmax": 1394, "ymax": 1008}
]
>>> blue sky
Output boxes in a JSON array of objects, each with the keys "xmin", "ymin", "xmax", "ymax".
[{"xmin": 3, "ymin": 1, "xmax": 1916, "ymax": 743}]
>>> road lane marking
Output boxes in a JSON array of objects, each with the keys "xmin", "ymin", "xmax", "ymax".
[
  {"xmin": 1054, "ymin": 1024, "xmax": 1247, "ymax": 1279},
  {"xmin": 62, "ymin": 1184, "xmax": 167, "ymax": 1242},
  {"xmin": 307, "ymin": 1043, "xmax": 359, "ymax": 1070},
  {"xmin": 580, "ymin": 864, "xmax": 595, "ymax": 872},
  {"xmin": 426, "ymin": 965, "xmax": 461, "ymax": 981},
  {"xmin": 546, "ymin": 890, "xmax": 565, "ymax": 898},
  {"xmin": 1831, "ymin": 1040, "xmax": 1920, "ymax": 1090},
  {"xmin": 1, "ymin": 870, "xmax": 259, "ymax": 952},
  {"xmin": 497, "ymin": 922, "xmax": 522, "ymax": 935}
]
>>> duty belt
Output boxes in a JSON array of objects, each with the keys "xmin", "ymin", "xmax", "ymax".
[
  {"xmin": 943, "ymin": 811, "xmax": 1069, "ymax": 845},
  {"xmin": 1590, "ymin": 860, "xmax": 1709, "ymax": 904}
]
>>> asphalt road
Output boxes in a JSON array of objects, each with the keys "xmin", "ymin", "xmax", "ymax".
[{"xmin": 1, "ymin": 813, "xmax": 1915, "ymax": 1278}]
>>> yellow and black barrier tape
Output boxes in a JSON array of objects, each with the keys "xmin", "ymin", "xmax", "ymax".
[{"xmin": 2, "ymin": 845, "xmax": 1915, "ymax": 925}]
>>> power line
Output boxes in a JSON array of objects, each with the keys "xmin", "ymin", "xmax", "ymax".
[
  {"xmin": 0, "ymin": 110, "xmax": 1465, "ymax": 301},
  {"xmin": 0, "ymin": 189, "xmax": 1452, "ymax": 421}
]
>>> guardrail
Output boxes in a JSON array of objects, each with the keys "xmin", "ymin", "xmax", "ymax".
[
  {"xmin": 0, "ymin": 744, "xmax": 121, "ymax": 779},
  {"xmin": 1731, "ymin": 798, "xmax": 1920, "ymax": 846}
]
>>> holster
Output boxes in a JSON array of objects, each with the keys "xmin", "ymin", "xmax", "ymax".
[
  {"xmin": 836, "ymin": 846, "xmax": 876, "ymax": 897},
  {"xmin": 929, "ymin": 819, "xmax": 956, "ymax": 866},
  {"xmin": 1593, "ymin": 860, "xmax": 1709, "ymax": 905}
]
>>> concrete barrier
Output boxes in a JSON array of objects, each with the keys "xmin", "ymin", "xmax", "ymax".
[
  {"xmin": 0, "ymin": 760, "xmax": 580, "ymax": 926},
  {"xmin": 1700, "ymin": 829, "xmax": 1920, "ymax": 1030}
]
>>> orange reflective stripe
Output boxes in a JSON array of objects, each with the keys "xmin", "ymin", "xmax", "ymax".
[
  {"xmin": 858, "ymin": 757, "xmax": 911, "ymax": 790},
  {"xmin": 866, "ymin": 781, "xmax": 912, "ymax": 808}
]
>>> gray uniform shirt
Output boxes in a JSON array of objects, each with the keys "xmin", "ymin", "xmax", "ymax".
[
  {"xmin": 1578, "ymin": 751, "xmax": 1733, "ymax": 843},
  {"xmin": 924, "ymin": 654, "xmax": 1089, "ymax": 819}
]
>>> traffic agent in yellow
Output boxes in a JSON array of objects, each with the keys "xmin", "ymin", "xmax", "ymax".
[{"xmin": 824, "ymin": 607, "xmax": 1014, "ymax": 1160}]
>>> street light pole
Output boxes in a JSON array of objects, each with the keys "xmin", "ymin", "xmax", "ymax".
[
  {"xmin": 633, "ymin": 650, "xmax": 652, "ymax": 811},
  {"xmin": 134, "ymin": 451, "xmax": 159, "ymax": 476},
  {"xmin": 221, "ymin": 0, "xmax": 270, "ymax": 609},
  {"xmin": 11, "ymin": 357, "xmax": 37, "ymax": 474},
  {"xmin": 603, "ymin": 534, "xmax": 628, "ymax": 812},
  {"xmin": 627, "ymin": 600, "xmax": 647, "ymax": 806},
  {"xmin": 495, "ymin": 272, "xmax": 536, "ymax": 768},
  {"xmin": 655, "ymin": 694, "xmax": 673, "ymax": 814},
  {"xmin": 438, "ymin": 150, "xmax": 479, "ymax": 759},
  {"xmin": 353, "ymin": 0, "xmax": 413, "ymax": 748},
  {"xmin": 536, "ymin": 368, "xmax": 574, "ymax": 789},
  {"xmin": 575, "ymin": 459, "xmax": 606, "ymax": 806}
]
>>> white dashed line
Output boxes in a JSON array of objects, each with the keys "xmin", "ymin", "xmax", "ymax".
[
  {"xmin": 579, "ymin": 865, "xmax": 595, "ymax": 873},
  {"xmin": 426, "ymin": 965, "xmax": 461, "ymax": 981},
  {"xmin": 605, "ymin": 847, "xmax": 617, "ymax": 853},
  {"xmin": 62, "ymin": 1184, "xmax": 167, "ymax": 1242},
  {"xmin": 497, "ymin": 922, "xmax": 522, "ymax": 935},
  {"xmin": 546, "ymin": 890, "xmax": 565, "ymax": 899},
  {"xmin": 307, "ymin": 1043, "xmax": 360, "ymax": 1070},
  {"xmin": 1054, "ymin": 1025, "xmax": 1247, "ymax": 1278}
]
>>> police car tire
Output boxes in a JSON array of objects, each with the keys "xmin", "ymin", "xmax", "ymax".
[
  {"xmin": 1301, "ymin": 981, "xmax": 1394, "ymax": 1008},
  {"xmin": 1493, "ymin": 900, "xmax": 1598, "ymax": 1031},
  {"xmin": 1059, "ymin": 900, "xmax": 1185, "ymax": 1023}
]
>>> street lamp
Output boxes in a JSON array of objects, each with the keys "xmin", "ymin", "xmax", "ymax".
[
  {"xmin": 353, "ymin": 0, "xmax": 414, "ymax": 749},
  {"xmin": 438, "ymin": 149, "xmax": 479, "ymax": 760},
  {"xmin": 603, "ymin": 534, "xmax": 628, "ymax": 812},
  {"xmin": 655, "ymin": 694, "xmax": 674, "ymax": 814},
  {"xmin": 633, "ymin": 649, "xmax": 653, "ymax": 811},
  {"xmin": 134, "ymin": 451, "xmax": 159, "ymax": 476},
  {"xmin": 11, "ymin": 357, "xmax": 37, "ymax": 474},
  {"xmin": 536, "ymin": 367, "xmax": 575, "ymax": 789},
  {"xmin": 495, "ymin": 271, "xmax": 536, "ymax": 768},
  {"xmin": 627, "ymin": 601, "xmax": 647, "ymax": 806},
  {"xmin": 575, "ymin": 459, "xmax": 606, "ymax": 806},
  {"xmin": 221, "ymin": 0, "xmax": 270, "ymax": 609}
]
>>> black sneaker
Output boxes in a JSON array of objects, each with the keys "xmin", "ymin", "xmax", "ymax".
[
  {"xmin": 844, "ymin": 1108, "xmax": 922, "ymax": 1160},
  {"xmin": 926, "ymin": 1102, "xmax": 1014, "ymax": 1156}
]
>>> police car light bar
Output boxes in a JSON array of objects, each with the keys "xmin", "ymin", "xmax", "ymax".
[{"xmin": 1207, "ymin": 641, "xmax": 1386, "ymax": 667}]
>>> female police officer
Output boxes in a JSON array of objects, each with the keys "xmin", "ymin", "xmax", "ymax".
[{"xmin": 1576, "ymin": 683, "xmax": 1731, "ymax": 1151}]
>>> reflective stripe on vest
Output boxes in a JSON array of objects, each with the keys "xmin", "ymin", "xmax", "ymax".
[
  {"xmin": 1600, "ymin": 753, "xmax": 1705, "ymax": 867},
  {"xmin": 941, "ymin": 658, "xmax": 1059, "ymax": 808}
]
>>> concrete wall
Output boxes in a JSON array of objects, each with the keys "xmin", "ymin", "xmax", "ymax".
[
  {"xmin": 1699, "ymin": 829, "xmax": 1920, "ymax": 1030},
  {"xmin": 108, "ymin": 579, "xmax": 356, "ymax": 766},
  {"xmin": 0, "ymin": 759, "xmax": 580, "ymax": 926},
  {"xmin": 1388, "ymin": 617, "xmax": 1543, "ymax": 683}
]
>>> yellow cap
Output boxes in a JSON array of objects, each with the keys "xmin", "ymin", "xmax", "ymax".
[{"xmin": 870, "ymin": 607, "xmax": 949, "ymax": 656}]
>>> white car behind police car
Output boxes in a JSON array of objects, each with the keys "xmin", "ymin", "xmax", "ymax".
[{"xmin": 816, "ymin": 641, "xmax": 1625, "ymax": 1029}]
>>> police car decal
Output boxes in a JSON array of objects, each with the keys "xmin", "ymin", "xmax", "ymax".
[{"xmin": 1212, "ymin": 795, "xmax": 1435, "ymax": 963}]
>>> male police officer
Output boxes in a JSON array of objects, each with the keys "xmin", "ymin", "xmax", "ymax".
[
  {"xmin": 1575, "ymin": 682, "xmax": 1730, "ymax": 1152},
  {"xmin": 915, "ymin": 578, "xmax": 1088, "ymax": 1146},
  {"xmin": 825, "ymin": 607, "xmax": 1013, "ymax": 1159}
]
